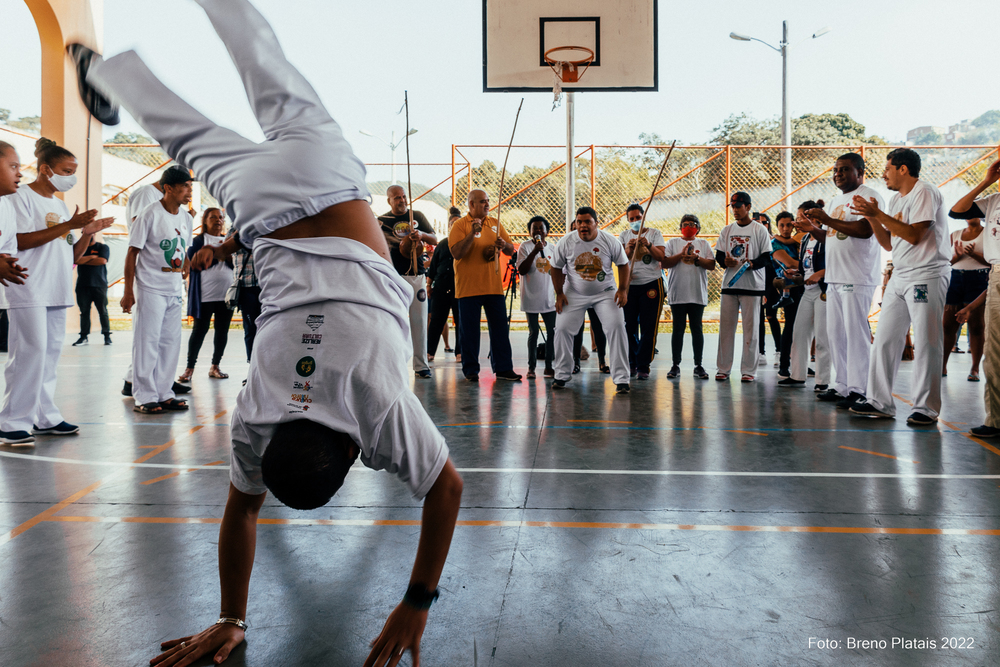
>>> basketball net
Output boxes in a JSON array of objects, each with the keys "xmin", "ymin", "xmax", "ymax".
[{"xmin": 552, "ymin": 62, "xmax": 564, "ymax": 110}]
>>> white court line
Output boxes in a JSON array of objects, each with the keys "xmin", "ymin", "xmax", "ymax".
[{"xmin": 1, "ymin": 451, "xmax": 999, "ymax": 479}]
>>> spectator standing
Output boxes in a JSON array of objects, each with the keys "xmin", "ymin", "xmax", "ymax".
[
  {"xmin": 427, "ymin": 209, "xmax": 461, "ymax": 362},
  {"xmin": 230, "ymin": 226, "xmax": 261, "ymax": 363},
  {"xmin": 517, "ymin": 215, "xmax": 556, "ymax": 379},
  {"xmin": 942, "ymin": 216, "xmax": 989, "ymax": 380},
  {"xmin": 769, "ymin": 210, "xmax": 802, "ymax": 379},
  {"xmin": 755, "ymin": 212, "xmax": 781, "ymax": 365},
  {"xmin": 448, "ymin": 189, "xmax": 520, "ymax": 382},
  {"xmin": 661, "ymin": 214, "xmax": 715, "ymax": 379},
  {"xmin": 378, "ymin": 185, "xmax": 437, "ymax": 378},
  {"xmin": 72, "ymin": 233, "xmax": 111, "ymax": 346},
  {"xmin": 179, "ymin": 207, "xmax": 234, "ymax": 382},
  {"xmin": 619, "ymin": 203, "xmax": 666, "ymax": 379}
]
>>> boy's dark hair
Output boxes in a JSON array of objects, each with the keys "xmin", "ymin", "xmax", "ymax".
[
  {"xmin": 679, "ymin": 213, "xmax": 701, "ymax": 230},
  {"xmin": 261, "ymin": 420, "xmax": 360, "ymax": 510},
  {"xmin": 775, "ymin": 211, "xmax": 795, "ymax": 223},
  {"xmin": 527, "ymin": 215, "xmax": 549, "ymax": 232},
  {"xmin": 575, "ymin": 206, "xmax": 598, "ymax": 222},
  {"xmin": 887, "ymin": 148, "xmax": 921, "ymax": 178},
  {"xmin": 626, "ymin": 203, "xmax": 644, "ymax": 216},
  {"xmin": 837, "ymin": 152, "xmax": 865, "ymax": 174}
]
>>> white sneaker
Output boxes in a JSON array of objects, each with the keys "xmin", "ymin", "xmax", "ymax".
[{"xmin": 758, "ymin": 356, "xmax": 767, "ymax": 367}]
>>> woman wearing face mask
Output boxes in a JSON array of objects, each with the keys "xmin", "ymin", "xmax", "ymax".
[
  {"xmin": 661, "ymin": 214, "xmax": 716, "ymax": 379},
  {"xmin": 618, "ymin": 203, "xmax": 666, "ymax": 380},
  {"xmin": 0, "ymin": 138, "xmax": 113, "ymax": 445}
]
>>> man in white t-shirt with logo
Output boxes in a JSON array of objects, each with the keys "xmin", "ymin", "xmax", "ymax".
[
  {"xmin": 618, "ymin": 203, "xmax": 666, "ymax": 380},
  {"xmin": 849, "ymin": 149, "xmax": 951, "ymax": 425},
  {"xmin": 551, "ymin": 206, "xmax": 632, "ymax": 394},
  {"xmin": 949, "ymin": 159, "xmax": 1000, "ymax": 438},
  {"xmin": 804, "ymin": 153, "xmax": 885, "ymax": 409},
  {"xmin": 122, "ymin": 167, "xmax": 194, "ymax": 413}
]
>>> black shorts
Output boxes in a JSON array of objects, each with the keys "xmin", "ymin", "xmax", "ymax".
[{"xmin": 946, "ymin": 268, "xmax": 990, "ymax": 306}]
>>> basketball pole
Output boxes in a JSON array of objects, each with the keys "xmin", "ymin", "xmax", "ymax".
[{"xmin": 565, "ymin": 91, "xmax": 575, "ymax": 230}]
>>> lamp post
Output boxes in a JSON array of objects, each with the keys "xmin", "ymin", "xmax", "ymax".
[
  {"xmin": 359, "ymin": 128, "xmax": 418, "ymax": 185},
  {"xmin": 730, "ymin": 22, "xmax": 830, "ymax": 208}
]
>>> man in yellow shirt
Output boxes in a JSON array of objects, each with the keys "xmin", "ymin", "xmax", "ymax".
[{"xmin": 448, "ymin": 189, "xmax": 521, "ymax": 381}]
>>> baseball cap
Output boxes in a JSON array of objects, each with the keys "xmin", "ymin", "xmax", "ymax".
[
  {"xmin": 160, "ymin": 166, "xmax": 193, "ymax": 187},
  {"xmin": 730, "ymin": 191, "xmax": 751, "ymax": 206}
]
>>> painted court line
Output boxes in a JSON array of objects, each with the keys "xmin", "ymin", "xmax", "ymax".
[
  {"xmin": 839, "ymin": 446, "xmax": 919, "ymax": 464},
  {"xmin": 41, "ymin": 515, "xmax": 1000, "ymax": 536},
  {"xmin": 141, "ymin": 460, "xmax": 226, "ymax": 486}
]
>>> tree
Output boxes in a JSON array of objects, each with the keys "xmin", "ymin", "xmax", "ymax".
[
  {"xmin": 709, "ymin": 112, "xmax": 887, "ymax": 146},
  {"xmin": 0, "ymin": 108, "xmax": 10, "ymax": 123},
  {"xmin": 104, "ymin": 131, "xmax": 168, "ymax": 167},
  {"xmin": 7, "ymin": 115, "xmax": 40, "ymax": 133}
]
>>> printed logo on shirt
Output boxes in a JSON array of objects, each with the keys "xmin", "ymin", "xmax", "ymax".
[
  {"xmin": 831, "ymin": 205, "xmax": 847, "ymax": 221},
  {"xmin": 913, "ymin": 285, "xmax": 929, "ymax": 303},
  {"xmin": 295, "ymin": 356, "xmax": 316, "ymax": 377},
  {"xmin": 290, "ymin": 393, "xmax": 312, "ymax": 404},
  {"xmin": 730, "ymin": 236, "xmax": 750, "ymax": 259},
  {"xmin": 642, "ymin": 254, "xmax": 653, "ymax": 264},
  {"xmin": 286, "ymin": 404, "xmax": 310, "ymax": 412},
  {"xmin": 573, "ymin": 251, "xmax": 603, "ymax": 281},
  {"xmin": 843, "ymin": 284, "xmax": 854, "ymax": 292},
  {"xmin": 597, "ymin": 271, "xmax": 607, "ymax": 282},
  {"xmin": 535, "ymin": 257, "xmax": 551, "ymax": 274},
  {"xmin": 836, "ymin": 231, "xmax": 848, "ymax": 240},
  {"xmin": 302, "ymin": 334, "xmax": 322, "ymax": 345},
  {"xmin": 159, "ymin": 236, "xmax": 187, "ymax": 270},
  {"xmin": 45, "ymin": 212, "xmax": 69, "ymax": 239},
  {"xmin": 292, "ymin": 381, "xmax": 312, "ymax": 391},
  {"xmin": 306, "ymin": 315, "xmax": 324, "ymax": 331}
]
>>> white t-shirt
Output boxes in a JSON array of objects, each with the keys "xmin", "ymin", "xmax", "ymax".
[
  {"xmin": 801, "ymin": 234, "xmax": 821, "ymax": 287},
  {"xmin": 126, "ymin": 183, "xmax": 163, "ymax": 229},
  {"xmin": 618, "ymin": 227, "xmax": 666, "ymax": 285},
  {"xmin": 885, "ymin": 179, "xmax": 951, "ymax": 283},
  {"xmin": 551, "ymin": 229, "xmax": 628, "ymax": 297},
  {"xmin": 975, "ymin": 193, "xmax": 1000, "ymax": 265},
  {"xmin": 129, "ymin": 202, "xmax": 193, "ymax": 297},
  {"xmin": 825, "ymin": 184, "xmax": 884, "ymax": 286},
  {"xmin": 0, "ymin": 198, "xmax": 18, "ymax": 309},
  {"xmin": 516, "ymin": 241, "xmax": 556, "ymax": 314},
  {"xmin": 229, "ymin": 236, "xmax": 449, "ymax": 500},
  {"xmin": 716, "ymin": 220, "xmax": 772, "ymax": 293},
  {"xmin": 664, "ymin": 237, "xmax": 713, "ymax": 306},
  {"xmin": 5, "ymin": 186, "xmax": 75, "ymax": 309},
  {"xmin": 949, "ymin": 228, "xmax": 987, "ymax": 271},
  {"xmin": 199, "ymin": 234, "xmax": 232, "ymax": 302}
]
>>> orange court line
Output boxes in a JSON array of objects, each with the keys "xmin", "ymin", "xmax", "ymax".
[
  {"xmin": 3, "ymin": 411, "xmax": 229, "ymax": 543},
  {"xmin": 892, "ymin": 393, "xmax": 914, "ymax": 407},
  {"xmin": 568, "ymin": 420, "xmax": 633, "ymax": 424},
  {"xmin": 940, "ymin": 419, "xmax": 1000, "ymax": 459},
  {"xmin": 696, "ymin": 426, "xmax": 768, "ymax": 437},
  {"xmin": 441, "ymin": 421, "xmax": 502, "ymax": 426},
  {"xmin": 141, "ymin": 460, "xmax": 226, "ymax": 486},
  {"xmin": 840, "ymin": 446, "xmax": 918, "ymax": 464},
  {"xmin": 40, "ymin": 515, "xmax": 1000, "ymax": 536}
]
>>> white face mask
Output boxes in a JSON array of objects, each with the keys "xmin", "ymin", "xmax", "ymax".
[
  {"xmin": 47, "ymin": 170, "xmax": 77, "ymax": 192},
  {"xmin": 629, "ymin": 220, "xmax": 642, "ymax": 232}
]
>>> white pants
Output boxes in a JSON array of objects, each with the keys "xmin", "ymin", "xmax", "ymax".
[
  {"xmin": 405, "ymin": 275, "xmax": 429, "ymax": 372},
  {"xmin": 717, "ymin": 293, "xmax": 760, "ymax": 377},
  {"xmin": 868, "ymin": 275, "xmax": 948, "ymax": 418},
  {"xmin": 983, "ymin": 267, "xmax": 1000, "ymax": 427},
  {"xmin": 827, "ymin": 283, "xmax": 877, "ymax": 397},
  {"xmin": 0, "ymin": 307, "xmax": 67, "ymax": 433},
  {"xmin": 87, "ymin": 0, "xmax": 368, "ymax": 245},
  {"xmin": 790, "ymin": 287, "xmax": 830, "ymax": 383},
  {"xmin": 132, "ymin": 289, "xmax": 183, "ymax": 406},
  {"xmin": 554, "ymin": 290, "xmax": 630, "ymax": 384}
]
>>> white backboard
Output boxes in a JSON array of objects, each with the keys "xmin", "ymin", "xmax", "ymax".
[{"xmin": 483, "ymin": 0, "xmax": 658, "ymax": 92}]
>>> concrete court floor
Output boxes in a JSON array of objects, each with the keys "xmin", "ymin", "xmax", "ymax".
[{"xmin": 1, "ymin": 330, "xmax": 999, "ymax": 667}]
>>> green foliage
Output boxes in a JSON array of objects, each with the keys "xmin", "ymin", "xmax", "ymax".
[
  {"xmin": 103, "ymin": 132, "xmax": 168, "ymax": 167},
  {"xmin": 367, "ymin": 180, "xmax": 451, "ymax": 210},
  {"xmin": 106, "ymin": 131, "xmax": 155, "ymax": 145},
  {"xmin": 7, "ymin": 115, "xmax": 40, "ymax": 132},
  {"xmin": 710, "ymin": 112, "xmax": 887, "ymax": 146},
  {"xmin": 913, "ymin": 131, "xmax": 944, "ymax": 146},
  {"xmin": 0, "ymin": 108, "xmax": 9, "ymax": 123}
]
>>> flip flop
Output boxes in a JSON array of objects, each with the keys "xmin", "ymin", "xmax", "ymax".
[
  {"xmin": 969, "ymin": 372, "xmax": 980, "ymax": 382},
  {"xmin": 134, "ymin": 402, "xmax": 164, "ymax": 414},
  {"xmin": 159, "ymin": 398, "xmax": 189, "ymax": 411},
  {"xmin": 209, "ymin": 368, "xmax": 229, "ymax": 379}
]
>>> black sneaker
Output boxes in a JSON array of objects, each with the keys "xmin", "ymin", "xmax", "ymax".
[
  {"xmin": 666, "ymin": 365, "xmax": 680, "ymax": 379},
  {"xmin": 837, "ymin": 392, "xmax": 865, "ymax": 410},
  {"xmin": 465, "ymin": 374, "xmax": 479, "ymax": 382},
  {"xmin": 172, "ymin": 382, "xmax": 191, "ymax": 395},
  {"xmin": 774, "ymin": 294, "xmax": 794, "ymax": 309},
  {"xmin": 415, "ymin": 370, "xmax": 432, "ymax": 379},
  {"xmin": 572, "ymin": 363, "xmax": 581, "ymax": 374},
  {"xmin": 72, "ymin": 336, "xmax": 88, "ymax": 346},
  {"xmin": 693, "ymin": 365, "xmax": 709, "ymax": 380},
  {"xmin": 906, "ymin": 412, "xmax": 937, "ymax": 426},
  {"xmin": 122, "ymin": 380, "xmax": 132, "ymax": 397},
  {"xmin": 849, "ymin": 401, "xmax": 893, "ymax": 418},
  {"xmin": 970, "ymin": 425, "xmax": 1000, "ymax": 438},
  {"xmin": 104, "ymin": 334, "xmax": 112, "ymax": 345},
  {"xmin": 0, "ymin": 429, "xmax": 35, "ymax": 445},
  {"xmin": 816, "ymin": 388, "xmax": 844, "ymax": 402},
  {"xmin": 32, "ymin": 421, "xmax": 80, "ymax": 436},
  {"xmin": 813, "ymin": 384, "xmax": 828, "ymax": 392},
  {"xmin": 65, "ymin": 44, "xmax": 120, "ymax": 125},
  {"xmin": 778, "ymin": 378, "xmax": 805, "ymax": 387},
  {"xmin": 552, "ymin": 379, "xmax": 567, "ymax": 389},
  {"xmin": 807, "ymin": 368, "xmax": 815, "ymax": 377},
  {"xmin": 496, "ymin": 370, "xmax": 522, "ymax": 381},
  {"xmin": 616, "ymin": 383, "xmax": 631, "ymax": 395}
]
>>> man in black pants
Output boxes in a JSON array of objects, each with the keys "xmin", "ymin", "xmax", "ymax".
[
  {"xmin": 619, "ymin": 204, "xmax": 666, "ymax": 379},
  {"xmin": 72, "ymin": 234, "xmax": 111, "ymax": 346},
  {"xmin": 426, "ymin": 213, "xmax": 461, "ymax": 362}
]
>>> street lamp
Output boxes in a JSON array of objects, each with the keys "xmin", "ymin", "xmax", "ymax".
[
  {"xmin": 730, "ymin": 21, "xmax": 830, "ymax": 207},
  {"xmin": 359, "ymin": 128, "xmax": 418, "ymax": 185}
]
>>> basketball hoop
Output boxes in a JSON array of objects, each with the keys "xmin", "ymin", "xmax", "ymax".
[{"xmin": 544, "ymin": 46, "xmax": 594, "ymax": 110}]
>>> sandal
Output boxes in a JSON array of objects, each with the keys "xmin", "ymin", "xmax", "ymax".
[
  {"xmin": 444, "ymin": 347, "xmax": 454, "ymax": 353},
  {"xmin": 526, "ymin": 370, "xmax": 536, "ymax": 379},
  {"xmin": 209, "ymin": 366, "xmax": 229, "ymax": 379},
  {"xmin": 600, "ymin": 364, "xmax": 611, "ymax": 374},
  {"xmin": 715, "ymin": 373, "xmax": 729, "ymax": 381},
  {"xmin": 969, "ymin": 372, "xmax": 980, "ymax": 382},
  {"xmin": 159, "ymin": 398, "xmax": 189, "ymax": 411},
  {"xmin": 177, "ymin": 368, "xmax": 194, "ymax": 383},
  {"xmin": 134, "ymin": 402, "xmax": 164, "ymax": 414},
  {"xmin": 741, "ymin": 374, "xmax": 755, "ymax": 383}
]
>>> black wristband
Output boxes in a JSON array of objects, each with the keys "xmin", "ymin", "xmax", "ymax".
[{"xmin": 402, "ymin": 584, "xmax": 439, "ymax": 610}]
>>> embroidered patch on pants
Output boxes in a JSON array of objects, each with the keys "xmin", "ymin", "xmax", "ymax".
[{"xmin": 913, "ymin": 285, "xmax": 929, "ymax": 303}]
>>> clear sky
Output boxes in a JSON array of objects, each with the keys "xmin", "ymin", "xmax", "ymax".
[{"xmin": 2, "ymin": 0, "xmax": 997, "ymax": 180}]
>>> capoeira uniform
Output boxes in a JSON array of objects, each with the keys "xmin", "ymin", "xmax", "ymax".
[
  {"xmin": 788, "ymin": 233, "xmax": 830, "ymax": 384},
  {"xmin": 123, "ymin": 183, "xmax": 163, "ymax": 385},
  {"xmin": 0, "ymin": 187, "xmax": 75, "ymax": 434},
  {"xmin": 949, "ymin": 193, "xmax": 1000, "ymax": 429},
  {"xmin": 551, "ymin": 230, "xmax": 630, "ymax": 385},
  {"xmin": 85, "ymin": 0, "xmax": 448, "ymax": 494},
  {"xmin": 824, "ymin": 185, "xmax": 884, "ymax": 398},
  {"xmin": 867, "ymin": 180, "xmax": 951, "ymax": 418},
  {"xmin": 715, "ymin": 220, "xmax": 772, "ymax": 378},
  {"xmin": 618, "ymin": 226, "xmax": 665, "ymax": 374},
  {"xmin": 128, "ymin": 203, "xmax": 192, "ymax": 406}
]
